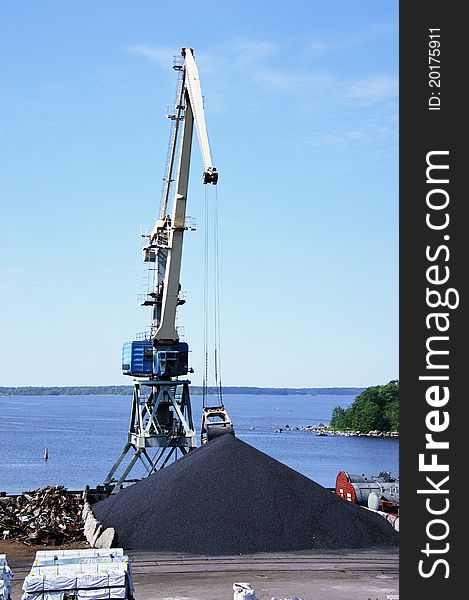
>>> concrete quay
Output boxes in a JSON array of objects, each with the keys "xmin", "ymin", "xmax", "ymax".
[{"xmin": 8, "ymin": 548, "xmax": 398, "ymax": 599}]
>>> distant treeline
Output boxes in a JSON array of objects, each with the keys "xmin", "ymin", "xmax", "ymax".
[{"xmin": 0, "ymin": 385, "xmax": 364, "ymax": 397}]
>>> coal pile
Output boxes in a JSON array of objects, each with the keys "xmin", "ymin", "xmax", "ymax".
[
  {"xmin": 93, "ymin": 435, "xmax": 398, "ymax": 554},
  {"xmin": 0, "ymin": 486, "xmax": 85, "ymax": 545}
]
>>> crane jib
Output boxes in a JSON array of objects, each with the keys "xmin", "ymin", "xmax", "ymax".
[{"xmin": 182, "ymin": 48, "xmax": 218, "ymax": 185}]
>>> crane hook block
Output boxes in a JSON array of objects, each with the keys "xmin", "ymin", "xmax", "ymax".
[{"xmin": 203, "ymin": 168, "xmax": 218, "ymax": 185}]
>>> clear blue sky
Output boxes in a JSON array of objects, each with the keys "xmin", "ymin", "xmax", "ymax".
[{"xmin": 0, "ymin": 1, "xmax": 398, "ymax": 388}]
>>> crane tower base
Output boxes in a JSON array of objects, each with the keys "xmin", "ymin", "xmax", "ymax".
[{"xmin": 103, "ymin": 379, "xmax": 196, "ymax": 493}]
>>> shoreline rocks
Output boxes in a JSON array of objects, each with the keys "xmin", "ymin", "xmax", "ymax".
[{"xmin": 275, "ymin": 425, "xmax": 399, "ymax": 437}]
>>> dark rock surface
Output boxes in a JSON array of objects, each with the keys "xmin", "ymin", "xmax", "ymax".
[{"xmin": 93, "ymin": 435, "xmax": 398, "ymax": 554}]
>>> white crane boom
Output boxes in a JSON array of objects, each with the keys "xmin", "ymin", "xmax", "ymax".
[
  {"xmin": 182, "ymin": 48, "xmax": 218, "ymax": 184},
  {"xmin": 150, "ymin": 48, "xmax": 217, "ymax": 347}
]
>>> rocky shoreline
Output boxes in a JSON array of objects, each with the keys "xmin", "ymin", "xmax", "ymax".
[{"xmin": 274, "ymin": 424, "xmax": 399, "ymax": 438}]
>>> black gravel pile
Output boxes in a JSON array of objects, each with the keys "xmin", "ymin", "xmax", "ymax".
[{"xmin": 93, "ymin": 435, "xmax": 398, "ymax": 554}]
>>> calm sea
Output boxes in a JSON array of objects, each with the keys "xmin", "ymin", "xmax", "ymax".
[{"xmin": 0, "ymin": 393, "xmax": 398, "ymax": 494}]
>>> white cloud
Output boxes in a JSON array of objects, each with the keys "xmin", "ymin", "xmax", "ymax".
[
  {"xmin": 346, "ymin": 75, "xmax": 398, "ymax": 104},
  {"xmin": 125, "ymin": 41, "xmax": 279, "ymax": 72},
  {"xmin": 231, "ymin": 40, "xmax": 280, "ymax": 66},
  {"xmin": 254, "ymin": 68, "xmax": 333, "ymax": 92},
  {"xmin": 304, "ymin": 110, "xmax": 398, "ymax": 151},
  {"xmin": 124, "ymin": 40, "xmax": 398, "ymax": 119},
  {"xmin": 304, "ymin": 21, "xmax": 398, "ymax": 56}
]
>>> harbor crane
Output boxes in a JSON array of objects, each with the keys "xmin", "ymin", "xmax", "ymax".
[{"xmin": 104, "ymin": 48, "xmax": 233, "ymax": 493}]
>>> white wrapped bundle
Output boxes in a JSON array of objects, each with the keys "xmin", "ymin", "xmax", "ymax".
[
  {"xmin": 108, "ymin": 588, "xmax": 126, "ymax": 599},
  {"xmin": 77, "ymin": 589, "xmax": 111, "ymax": 599},
  {"xmin": 233, "ymin": 583, "xmax": 257, "ymax": 600},
  {"xmin": 34, "ymin": 556, "xmax": 127, "ymax": 572},
  {"xmin": 76, "ymin": 585, "xmax": 126, "ymax": 599},
  {"xmin": 42, "ymin": 574, "xmax": 77, "ymax": 591},
  {"xmin": 32, "ymin": 565, "xmax": 79, "ymax": 578},
  {"xmin": 1, "ymin": 554, "xmax": 13, "ymax": 600},
  {"xmin": 76, "ymin": 574, "xmax": 111, "ymax": 590},
  {"xmin": 107, "ymin": 571, "xmax": 126, "ymax": 589},
  {"xmin": 0, "ymin": 581, "xmax": 11, "ymax": 600},
  {"xmin": 22, "ymin": 593, "xmax": 63, "ymax": 600},
  {"xmin": 35, "ymin": 548, "xmax": 123, "ymax": 563},
  {"xmin": 98, "ymin": 562, "xmax": 132, "ymax": 595},
  {"xmin": 76, "ymin": 572, "xmax": 126, "ymax": 599},
  {"xmin": 22, "ymin": 574, "xmax": 45, "ymax": 594}
]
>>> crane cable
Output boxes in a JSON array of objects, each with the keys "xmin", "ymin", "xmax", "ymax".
[
  {"xmin": 202, "ymin": 185, "xmax": 209, "ymax": 408},
  {"xmin": 202, "ymin": 184, "xmax": 223, "ymax": 408},
  {"xmin": 214, "ymin": 185, "xmax": 223, "ymax": 406}
]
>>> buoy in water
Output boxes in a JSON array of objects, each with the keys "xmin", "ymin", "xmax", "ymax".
[{"xmin": 43, "ymin": 448, "xmax": 49, "ymax": 460}]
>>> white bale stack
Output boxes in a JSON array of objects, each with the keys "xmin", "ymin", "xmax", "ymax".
[
  {"xmin": 0, "ymin": 554, "xmax": 13, "ymax": 600},
  {"xmin": 21, "ymin": 549, "xmax": 133, "ymax": 600}
]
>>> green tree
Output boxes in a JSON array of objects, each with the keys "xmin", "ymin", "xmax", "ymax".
[
  {"xmin": 329, "ymin": 380, "xmax": 399, "ymax": 432},
  {"xmin": 330, "ymin": 405, "xmax": 346, "ymax": 427}
]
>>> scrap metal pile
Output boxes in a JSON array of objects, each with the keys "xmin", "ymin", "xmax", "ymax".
[{"xmin": 0, "ymin": 486, "xmax": 85, "ymax": 545}]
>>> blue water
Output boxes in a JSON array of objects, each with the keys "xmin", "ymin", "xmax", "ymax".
[{"xmin": 0, "ymin": 394, "xmax": 398, "ymax": 494}]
